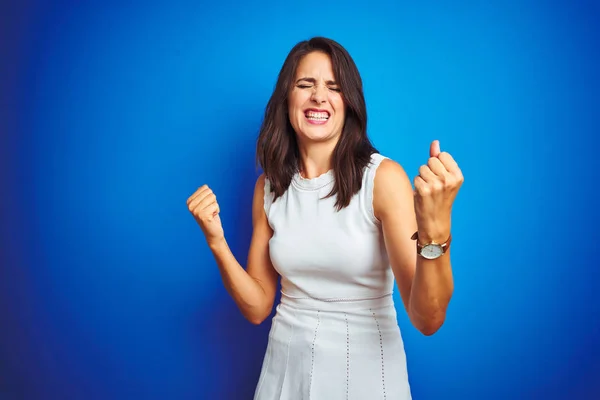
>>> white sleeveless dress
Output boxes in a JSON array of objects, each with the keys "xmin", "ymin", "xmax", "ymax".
[{"xmin": 254, "ymin": 153, "xmax": 412, "ymax": 400}]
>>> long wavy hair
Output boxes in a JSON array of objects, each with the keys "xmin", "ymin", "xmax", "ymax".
[{"xmin": 256, "ymin": 37, "xmax": 378, "ymax": 211}]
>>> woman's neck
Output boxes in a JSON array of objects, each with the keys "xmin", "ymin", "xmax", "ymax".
[{"xmin": 297, "ymin": 140, "xmax": 337, "ymax": 179}]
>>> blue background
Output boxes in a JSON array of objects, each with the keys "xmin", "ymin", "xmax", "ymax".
[{"xmin": 1, "ymin": 0, "xmax": 599, "ymax": 399}]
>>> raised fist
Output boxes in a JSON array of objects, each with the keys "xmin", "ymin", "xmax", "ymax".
[
  {"xmin": 413, "ymin": 140, "xmax": 464, "ymax": 243},
  {"xmin": 187, "ymin": 185, "xmax": 224, "ymax": 245}
]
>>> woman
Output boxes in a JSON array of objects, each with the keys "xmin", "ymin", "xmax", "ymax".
[{"xmin": 187, "ymin": 37, "xmax": 463, "ymax": 399}]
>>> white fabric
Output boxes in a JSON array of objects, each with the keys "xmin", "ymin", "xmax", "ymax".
[{"xmin": 254, "ymin": 153, "xmax": 412, "ymax": 400}]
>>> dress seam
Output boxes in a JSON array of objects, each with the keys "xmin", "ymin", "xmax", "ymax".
[
  {"xmin": 253, "ymin": 316, "xmax": 277, "ymax": 398},
  {"xmin": 345, "ymin": 312, "xmax": 350, "ymax": 400},
  {"xmin": 371, "ymin": 309, "xmax": 387, "ymax": 400},
  {"xmin": 309, "ymin": 310, "xmax": 321, "ymax": 399},
  {"xmin": 280, "ymin": 307, "xmax": 297, "ymax": 397},
  {"xmin": 281, "ymin": 291, "xmax": 392, "ymax": 302}
]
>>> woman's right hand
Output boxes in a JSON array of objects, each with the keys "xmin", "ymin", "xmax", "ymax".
[{"xmin": 187, "ymin": 185, "xmax": 224, "ymax": 246}]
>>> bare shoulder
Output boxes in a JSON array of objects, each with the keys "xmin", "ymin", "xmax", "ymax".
[
  {"xmin": 375, "ymin": 158, "xmax": 410, "ymax": 184},
  {"xmin": 374, "ymin": 158, "xmax": 413, "ymax": 198},
  {"xmin": 251, "ymin": 173, "xmax": 270, "ymax": 224},
  {"xmin": 254, "ymin": 173, "xmax": 267, "ymax": 192},
  {"xmin": 373, "ymin": 158, "xmax": 414, "ymax": 220}
]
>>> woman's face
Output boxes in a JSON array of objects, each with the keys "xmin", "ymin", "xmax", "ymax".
[{"xmin": 287, "ymin": 51, "xmax": 346, "ymax": 145}]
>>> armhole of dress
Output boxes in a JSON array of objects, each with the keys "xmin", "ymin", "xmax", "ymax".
[
  {"xmin": 365, "ymin": 153, "xmax": 388, "ymax": 226},
  {"xmin": 263, "ymin": 176, "xmax": 273, "ymax": 216}
]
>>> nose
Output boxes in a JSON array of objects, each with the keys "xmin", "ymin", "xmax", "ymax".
[{"xmin": 310, "ymin": 84, "xmax": 327, "ymax": 104}]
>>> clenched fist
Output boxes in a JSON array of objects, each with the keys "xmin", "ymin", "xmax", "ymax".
[
  {"xmin": 413, "ymin": 140, "xmax": 464, "ymax": 243},
  {"xmin": 187, "ymin": 185, "xmax": 224, "ymax": 245}
]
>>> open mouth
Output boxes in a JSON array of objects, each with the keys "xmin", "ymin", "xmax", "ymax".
[{"xmin": 305, "ymin": 109, "xmax": 330, "ymax": 124}]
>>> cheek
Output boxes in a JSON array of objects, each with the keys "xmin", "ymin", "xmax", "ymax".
[
  {"xmin": 289, "ymin": 91, "xmax": 309, "ymax": 108},
  {"xmin": 287, "ymin": 98, "xmax": 304, "ymax": 125},
  {"xmin": 331, "ymin": 97, "xmax": 345, "ymax": 119}
]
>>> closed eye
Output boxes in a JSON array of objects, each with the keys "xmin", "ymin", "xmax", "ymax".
[{"xmin": 296, "ymin": 84, "xmax": 341, "ymax": 93}]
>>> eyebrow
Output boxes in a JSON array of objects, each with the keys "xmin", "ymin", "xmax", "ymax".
[{"xmin": 296, "ymin": 77, "xmax": 338, "ymax": 85}]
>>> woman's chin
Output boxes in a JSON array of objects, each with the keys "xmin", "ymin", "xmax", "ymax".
[{"xmin": 297, "ymin": 130, "xmax": 340, "ymax": 144}]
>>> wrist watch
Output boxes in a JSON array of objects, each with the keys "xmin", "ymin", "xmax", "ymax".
[{"xmin": 411, "ymin": 231, "xmax": 452, "ymax": 260}]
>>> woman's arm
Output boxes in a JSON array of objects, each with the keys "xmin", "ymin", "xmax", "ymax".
[
  {"xmin": 373, "ymin": 146, "xmax": 462, "ymax": 335},
  {"xmin": 188, "ymin": 174, "xmax": 279, "ymax": 325}
]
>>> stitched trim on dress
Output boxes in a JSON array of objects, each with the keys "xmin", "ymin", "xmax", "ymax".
[
  {"xmin": 371, "ymin": 309, "xmax": 387, "ymax": 400},
  {"xmin": 345, "ymin": 312, "xmax": 350, "ymax": 400},
  {"xmin": 309, "ymin": 310, "xmax": 321, "ymax": 398}
]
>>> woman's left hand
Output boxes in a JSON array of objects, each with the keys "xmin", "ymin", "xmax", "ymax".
[{"xmin": 413, "ymin": 140, "xmax": 464, "ymax": 243}]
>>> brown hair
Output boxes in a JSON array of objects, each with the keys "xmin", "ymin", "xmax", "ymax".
[{"xmin": 256, "ymin": 37, "xmax": 378, "ymax": 211}]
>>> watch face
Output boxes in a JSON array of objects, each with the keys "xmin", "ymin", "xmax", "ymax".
[{"xmin": 421, "ymin": 244, "xmax": 443, "ymax": 259}]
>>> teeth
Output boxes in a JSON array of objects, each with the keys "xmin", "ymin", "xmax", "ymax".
[{"xmin": 306, "ymin": 111, "xmax": 329, "ymax": 120}]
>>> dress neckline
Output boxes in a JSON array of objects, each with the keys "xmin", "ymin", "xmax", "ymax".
[{"xmin": 291, "ymin": 169, "xmax": 335, "ymax": 191}]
